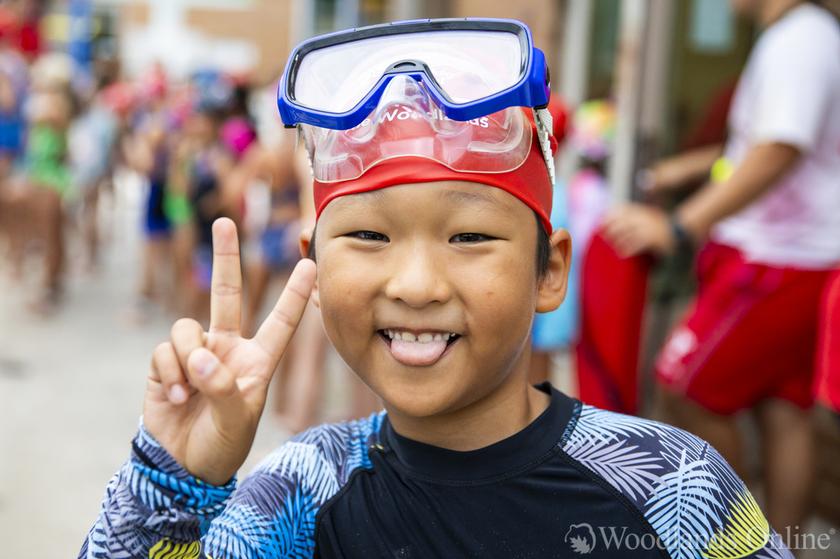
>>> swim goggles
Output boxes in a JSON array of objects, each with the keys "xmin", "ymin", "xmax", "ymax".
[{"xmin": 277, "ymin": 18, "xmax": 555, "ymax": 183}]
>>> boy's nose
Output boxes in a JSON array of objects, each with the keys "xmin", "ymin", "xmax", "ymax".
[{"xmin": 383, "ymin": 244, "xmax": 452, "ymax": 308}]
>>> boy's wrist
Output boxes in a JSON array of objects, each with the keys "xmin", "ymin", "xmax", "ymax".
[{"xmin": 131, "ymin": 419, "xmax": 236, "ymax": 515}]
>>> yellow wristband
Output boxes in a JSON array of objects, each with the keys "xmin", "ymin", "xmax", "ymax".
[{"xmin": 711, "ymin": 156, "xmax": 734, "ymax": 184}]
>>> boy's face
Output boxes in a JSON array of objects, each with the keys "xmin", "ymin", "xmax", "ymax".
[{"xmin": 307, "ymin": 180, "xmax": 568, "ymax": 418}]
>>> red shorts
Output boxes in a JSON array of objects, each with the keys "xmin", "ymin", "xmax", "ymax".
[
  {"xmin": 656, "ymin": 242, "xmax": 832, "ymax": 415},
  {"xmin": 816, "ymin": 270, "xmax": 840, "ymax": 413}
]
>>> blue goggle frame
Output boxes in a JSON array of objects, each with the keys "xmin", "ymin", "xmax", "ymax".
[{"xmin": 277, "ymin": 18, "xmax": 550, "ymax": 131}]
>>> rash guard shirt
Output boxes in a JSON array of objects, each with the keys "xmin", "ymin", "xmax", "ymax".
[{"xmin": 79, "ymin": 383, "xmax": 792, "ymax": 558}]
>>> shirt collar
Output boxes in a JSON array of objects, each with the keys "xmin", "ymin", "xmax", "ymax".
[{"xmin": 379, "ymin": 382, "xmax": 579, "ymax": 482}]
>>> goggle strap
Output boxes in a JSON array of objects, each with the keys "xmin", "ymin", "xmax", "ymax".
[
  {"xmin": 534, "ymin": 107, "xmax": 555, "ymax": 185},
  {"xmin": 297, "ymin": 125, "xmax": 316, "ymax": 178}
]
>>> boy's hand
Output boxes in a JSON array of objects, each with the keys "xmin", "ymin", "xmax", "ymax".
[{"xmin": 143, "ymin": 218, "xmax": 316, "ymax": 485}]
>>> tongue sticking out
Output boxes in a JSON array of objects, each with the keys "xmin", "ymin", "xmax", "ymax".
[{"xmin": 389, "ymin": 338, "xmax": 450, "ymax": 366}]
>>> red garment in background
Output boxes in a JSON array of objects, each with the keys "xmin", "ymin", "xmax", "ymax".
[
  {"xmin": 680, "ymin": 79, "xmax": 738, "ymax": 151},
  {"xmin": 817, "ymin": 270, "xmax": 840, "ymax": 413},
  {"xmin": 16, "ymin": 18, "xmax": 40, "ymax": 58},
  {"xmin": 0, "ymin": 6, "xmax": 42, "ymax": 60},
  {"xmin": 575, "ymin": 232, "xmax": 651, "ymax": 414},
  {"xmin": 656, "ymin": 242, "xmax": 828, "ymax": 415}
]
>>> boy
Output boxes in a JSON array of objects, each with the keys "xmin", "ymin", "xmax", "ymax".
[{"xmin": 80, "ymin": 20, "xmax": 790, "ymax": 558}]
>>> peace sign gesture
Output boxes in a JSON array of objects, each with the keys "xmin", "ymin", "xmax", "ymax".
[{"xmin": 144, "ymin": 218, "xmax": 316, "ymax": 485}]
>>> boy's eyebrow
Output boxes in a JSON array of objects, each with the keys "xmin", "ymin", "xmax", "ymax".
[
  {"xmin": 332, "ymin": 189, "xmax": 386, "ymax": 210},
  {"xmin": 440, "ymin": 189, "xmax": 504, "ymax": 209}
]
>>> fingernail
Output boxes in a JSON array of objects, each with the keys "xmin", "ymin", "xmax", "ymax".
[
  {"xmin": 194, "ymin": 349, "xmax": 218, "ymax": 378},
  {"xmin": 169, "ymin": 384, "xmax": 187, "ymax": 404}
]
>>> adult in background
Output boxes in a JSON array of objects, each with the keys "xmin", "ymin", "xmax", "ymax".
[{"xmin": 603, "ymin": 0, "xmax": 840, "ymax": 541}]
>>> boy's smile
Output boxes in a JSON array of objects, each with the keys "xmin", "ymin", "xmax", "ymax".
[
  {"xmin": 377, "ymin": 328, "xmax": 461, "ymax": 367},
  {"xmin": 304, "ymin": 179, "xmax": 570, "ymax": 441}
]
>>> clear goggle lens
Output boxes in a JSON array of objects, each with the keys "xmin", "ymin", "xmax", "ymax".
[{"xmin": 293, "ymin": 30, "xmax": 523, "ymax": 114}]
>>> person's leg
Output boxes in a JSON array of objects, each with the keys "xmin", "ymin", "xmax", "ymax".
[
  {"xmin": 243, "ymin": 259, "xmax": 270, "ymax": 338},
  {"xmin": 5, "ymin": 185, "xmax": 31, "ymax": 281},
  {"xmin": 280, "ymin": 301, "xmax": 328, "ymax": 433},
  {"xmin": 660, "ymin": 388, "xmax": 746, "ymax": 477},
  {"xmin": 82, "ymin": 185, "xmax": 100, "ymax": 271},
  {"xmin": 171, "ymin": 225, "xmax": 195, "ymax": 316},
  {"xmin": 271, "ymin": 331, "xmax": 296, "ymax": 416},
  {"xmin": 140, "ymin": 238, "xmax": 157, "ymax": 300},
  {"xmin": 755, "ymin": 399, "xmax": 815, "ymax": 544},
  {"xmin": 189, "ymin": 244, "xmax": 213, "ymax": 325},
  {"xmin": 42, "ymin": 188, "xmax": 64, "ymax": 300}
]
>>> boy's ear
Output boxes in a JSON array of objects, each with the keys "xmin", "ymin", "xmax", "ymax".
[
  {"xmin": 298, "ymin": 226, "xmax": 320, "ymax": 309},
  {"xmin": 535, "ymin": 228, "xmax": 571, "ymax": 313}
]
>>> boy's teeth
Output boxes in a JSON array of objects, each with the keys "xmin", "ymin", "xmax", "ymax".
[{"xmin": 384, "ymin": 330, "xmax": 456, "ymax": 343}]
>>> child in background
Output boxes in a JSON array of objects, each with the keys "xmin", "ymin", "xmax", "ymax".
[
  {"xmin": 67, "ymin": 80, "xmax": 119, "ymax": 271},
  {"xmin": 24, "ymin": 83, "xmax": 73, "ymax": 311},
  {"xmin": 185, "ymin": 105, "xmax": 234, "ymax": 321},
  {"xmin": 123, "ymin": 109, "xmax": 174, "ymax": 313}
]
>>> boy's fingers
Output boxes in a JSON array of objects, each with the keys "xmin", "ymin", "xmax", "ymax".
[
  {"xmin": 254, "ymin": 258, "xmax": 316, "ymax": 364},
  {"xmin": 152, "ymin": 342, "xmax": 189, "ymax": 404},
  {"xmin": 171, "ymin": 318, "xmax": 205, "ymax": 372},
  {"xmin": 186, "ymin": 348, "xmax": 248, "ymax": 426},
  {"xmin": 209, "ymin": 218, "xmax": 243, "ymax": 335}
]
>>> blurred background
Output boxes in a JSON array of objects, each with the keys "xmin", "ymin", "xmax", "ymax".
[{"xmin": 0, "ymin": 0, "xmax": 838, "ymax": 556}]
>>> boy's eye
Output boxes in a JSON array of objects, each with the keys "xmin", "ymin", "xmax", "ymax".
[
  {"xmin": 450, "ymin": 233, "xmax": 496, "ymax": 243},
  {"xmin": 345, "ymin": 230, "xmax": 389, "ymax": 242}
]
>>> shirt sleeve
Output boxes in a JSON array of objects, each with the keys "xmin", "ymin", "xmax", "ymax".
[
  {"xmin": 78, "ymin": 418, "xmax": 351, "ymax": 559},
  {"xmin": 643, "ymin": 431, "xmax": 794, "ymax": 559},
  {"xmin": 562, "ymin": 405, "xmax": 795, "ymax": 559},
  {"xmin": 751, "ymin": 21, "xmax": 839, "ymax": 151},
  {"xmin": 77, "ymin": 421, "xmax": 237, "ymax": 558}
]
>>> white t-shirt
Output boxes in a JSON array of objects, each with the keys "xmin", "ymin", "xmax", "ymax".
[{"xmin": 712, "ymin": 4, "xmax": 840, "ymax": 269}]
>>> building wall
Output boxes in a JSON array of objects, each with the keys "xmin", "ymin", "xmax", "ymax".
[
  {"xmin": 184, "ymin": 0, "xmax": 292, "ymax": 83},
  {"xmin": 114, "ymin": 0, "xmax": 292, "ymax": 83},
  {"xmin": 451, "ymin": 0, "xmax": 558, "ymax": 51},
  {"xmin": 450, "ymin": 0, "xmax": 564, "ymax": 87}
]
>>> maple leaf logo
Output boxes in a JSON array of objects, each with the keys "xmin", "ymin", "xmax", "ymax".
[
  {"xmin": 564, "ymin": 523, "xmax": 596, "ymax": 555},
  {"xmin": 569, "ymin": 536, "xmax": 592, "ymax": 554}
]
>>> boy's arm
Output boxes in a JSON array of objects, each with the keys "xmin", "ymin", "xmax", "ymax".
[
  {"xmin": 79, "ymin": 422, "xmax": 322, "ymax": 559},
  {"xmin": 80, "ymin": 414, "xmax": 376, "ymax": 558}
]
